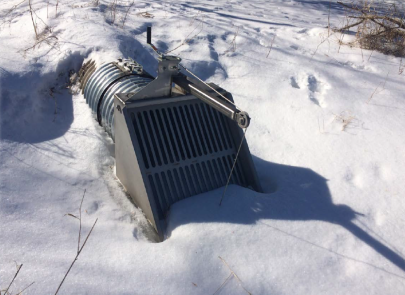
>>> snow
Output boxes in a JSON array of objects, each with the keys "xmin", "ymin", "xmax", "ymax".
[{"xmin": 1, "ymin": 0, "xmax": 405, "ymax": 294}]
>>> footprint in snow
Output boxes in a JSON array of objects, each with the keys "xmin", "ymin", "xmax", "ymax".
[
  {"xmin": 289, "ymin": 73, "xmax": 330, "ymax": 107},
  {"xmin": 290, "ymin": 77, "xmax": 300, "ymax": 89},
  {"xmin": 87, "ymin": 201, "xmax": 101, "ymax": 214}
]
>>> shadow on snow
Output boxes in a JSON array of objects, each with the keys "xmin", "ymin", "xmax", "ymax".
[{"xmin": 168, "ymin": 156, "xmax": 405, "ymax": 277}]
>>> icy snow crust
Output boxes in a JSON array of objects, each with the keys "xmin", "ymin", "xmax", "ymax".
[{"xmin": 1, "ymin": 0, "xmax": 405, "ymax": 294}]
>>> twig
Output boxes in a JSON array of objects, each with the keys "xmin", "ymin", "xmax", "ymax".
[
  {"xmin": 266, "ymin": 34, "xmax": 276, "ymax": 58},
  {"xmin": 338, "ymin": 19, "xmax": 365, "ymax": 31},
  {"xmin": 15, "ymin": 282, "xmax": 35, "ymax": 295},
  {"xmin": 54, "ymin": 218, "xmax": 98, "ymax": 295},
  {"xmin": 121, "ymin": 2, "xmax": 134, "ymax": 28},
  {"xmin": 78, "ymin": 189, "xmax": 86, "ymax": 254},
  {"xmin": 311, "ymin": 30, "xmax": 336, "ymax": 59},
  {"xmin": 4, "ymin": 264, "xmax": 23, "ymax": 295},
  {"xmin": 1, "ymin": 0, "xmax": 27, "ymax": 21},
  {"xmin": 22, "ymin": 35, "xmax": 59, "ymax": 53},
  {"xmin": 217, "ymin": 256, "xmax": 252, "ymax": 295},
  {"xmin": 109, "ymin": 0, "xmax": 118, "ymax": 24},
  {"xmin": 165, "ymin": 13, "xmax": 205, "ymax": 54},
  {"xmin": 137, "ymin": 11, "xmax": 154, "ymax": 18},
  {"xmin": 228, "ymin": 26, "xmax": 239, "ymax": 52},
  {"xmin": 213, "ymin": 273, "xmax": 233, "ymax": 295},
  {"xmin": 318, "ymin": 117, "xmax": 325, "ymax": 134},
  {"xmin": 399, "ymin": 58, "xmax": 404, "ymax": 75},
  {"xmin": 367, "ymin": 72, "xmax": 389, "ymax": 104},
  {"xmin": 338, "ymin": 1, "xmax": 405, "ymax": 29}
]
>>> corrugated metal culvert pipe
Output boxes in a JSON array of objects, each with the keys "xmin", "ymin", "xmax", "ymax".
[
  {"xmin": 79, "ymin": 58, "xmax": 153, "ymax": 139},
  {"xmin": 78, "ymin": 28, "xmax": 262, "ymax": 241}
]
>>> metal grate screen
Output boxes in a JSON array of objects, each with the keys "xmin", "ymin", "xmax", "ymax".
[{"xmin": 129, "ymin": 99, "xmax": 247, "ymax": 218}]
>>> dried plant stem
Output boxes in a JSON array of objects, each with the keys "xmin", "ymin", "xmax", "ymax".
[
  {"xmin": 78, "ymin": 189, "xmax": 86, "ymax": 253},
  {"xmin": 23, "ymin": 35, "xmax": 59, "ymax": 53},
  {"xmin": 213, "ymin": 273, "xmax": 233, "ymax": 295},
  {"xmin": 165, "ymin": 14, "xmax": 205, "ymax": 54},
  {"xmin": 121, "ymin": 2, "xmax": 134, "ymax": 28},
  {"xmin": 327, "ymin": 1, "xmax": 331, "ymax": 37},
  {"xmin": 266, "ymin": 34, "xmax": 276, "ymax": 58},
  {"xmin": 228, "ymin": 26, "xmax": 239, "ymax": 52},
  {"xmin": 110, "ymin": 0, "xmax": 118, "ymax": 24},
  {"xmin": 2, "ymin": 0, "xmax": 27, "ymax": 20},
  {"xmin": 28, "ymin": 0, "xmax": 38, "ymax": 39},
  {"xmin": 54, "ymin": 218, "xmax": 98, "ymax": 295},
  {"xmin": 15, "ymin": 282, "xmax": 35, "ymax": 295},
  {"xmin": 216, "ymin": 256, "xmax": 252, "ymax": 295},
  {"xmin": 4, "ymin": 264, "xmax": 23, "ymax": 295},
  {"xmin": 367, "ymin": 72, "xmax": 389, "ymax": 104}
]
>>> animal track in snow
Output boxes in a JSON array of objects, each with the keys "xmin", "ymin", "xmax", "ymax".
[
  {"xmin": 290, "ymin": 77, "xmax": 300, "ymax": 89},
  {"xmin": 307, "ymin": 75, "xmax": 320, "ymax": 106},
  {"xmin": 289, "ymin": 72, "xmax": 330, "ymax": 107},
  {"xmin": 87, "ymin": 201, "xmax": 101, "ymax": 214}
]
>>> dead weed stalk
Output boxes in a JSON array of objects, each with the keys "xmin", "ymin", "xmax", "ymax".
[
  {"xmin": 121, "ymin": 1, "xmax": 134, "ymax": 28},
  {"xmin": 1, "ymin": 263, "xmax": 35, "ymax": 295},
  {"xmin": 213, "ymin": 256, "xmax": 252, "ymax": 295},
  {"xmin": 28, "ymin": 0, "xmax": 38, "ymax": 39},
  {"xmin": 55, "ymin": 190, "xmax": 98, "ymax": 295},
  {"xmin": 165, "ymin": 12, "xmax": 205, "ymax": 54},
  {"xmin": 227, "ymin": 26, "xmax": 240, "ymax": 53},
  {"xmin": 367, "ymin": 71, "xmax": 389, "ymax": 103},
  {"xmin": 266, "ymin": 34, "xmax": 277, "ymax": 58}
]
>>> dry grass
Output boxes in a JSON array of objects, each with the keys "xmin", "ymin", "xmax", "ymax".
[
  {"xmin": 337, "ymin": 1, "xmax": 405, "ymax": 57},
  {"xmin": 226, "ymin": 26, "xmax": 240, "ymax": 53},
  {"xmin": 333, "ymin": 110, "xmax": 362, "ymax": 131},
  {"xmin": 367, "ymin": 71, "xmax": 388, "ymax": 103},
  {"xmin": 137, "ymin": 11, "xmax": 154, "ymax": 18},
  {"xmin": 121, "ymin": 1, "xmax": 134, "ymax": 28},
  {"xmin": 108, "ymin": 0, "xmax": 118, "ymax": 24},
  {"xmin": 1, "ymin": 263, "xmax": 34, "ymax": 295}
]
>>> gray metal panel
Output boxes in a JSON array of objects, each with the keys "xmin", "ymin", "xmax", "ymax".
[{"xmin": 115, "ymin": 98, "xmax": 165, "ymax": 239}]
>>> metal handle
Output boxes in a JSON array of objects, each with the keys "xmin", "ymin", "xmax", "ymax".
[{"xmin": 147, "ymin": 26, "xmax": 152, "ymax": 44}]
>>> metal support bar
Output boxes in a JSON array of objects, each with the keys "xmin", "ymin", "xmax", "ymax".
[{"xmin": 173, "ymin": 74, "xmax": 250, "ymax": 128}]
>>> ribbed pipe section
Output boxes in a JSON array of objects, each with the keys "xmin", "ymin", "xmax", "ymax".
[{"xmin": 81, "ymin": 60, "xmax": 153, "ymax": 139}]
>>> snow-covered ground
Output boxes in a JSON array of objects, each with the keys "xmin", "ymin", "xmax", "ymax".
[{"xmin": 1, "ymin": 0, "xmax": 405, "ymax": 294}]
